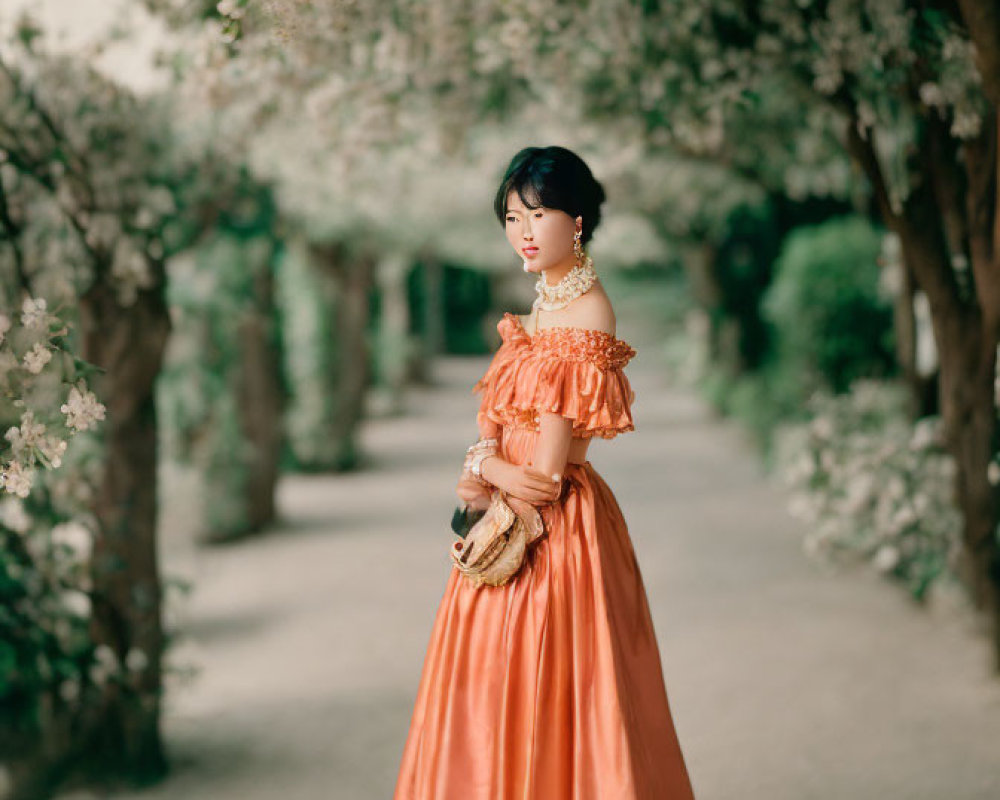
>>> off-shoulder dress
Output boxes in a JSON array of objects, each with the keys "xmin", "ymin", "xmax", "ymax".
[{"xmin": 393, "ymin": 312, "xmax": 696, "ymax": 800}]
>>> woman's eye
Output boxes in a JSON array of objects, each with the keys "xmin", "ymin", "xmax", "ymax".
[{"xmin": 505, "ymin": 216, "xmax": 516, "ymax": 223}]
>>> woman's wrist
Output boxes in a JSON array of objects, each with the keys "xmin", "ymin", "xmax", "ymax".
[
  {"xmin": 464, "ymin": 437, "xmax": 498, "ymax": 488},
  {"xmin": 479, "ymin": 453, "xmax": 503, "ymax": 486}
]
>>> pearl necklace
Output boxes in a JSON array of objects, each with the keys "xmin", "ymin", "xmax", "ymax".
[{"xmin": 532, "ymin": 255, "xmax": 597, "ymax": 311}]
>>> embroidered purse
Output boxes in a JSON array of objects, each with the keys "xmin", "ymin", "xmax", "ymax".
[{"xmin": 450, "ymin": 489, "xmax": 546, "ymax": 588}]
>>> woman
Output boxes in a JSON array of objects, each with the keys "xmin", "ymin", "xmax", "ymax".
[{"xmin": 393, "ymin": 146, "xmax": 696, "ymax": 799}]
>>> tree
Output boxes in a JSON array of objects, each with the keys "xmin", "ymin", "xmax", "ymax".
[
  {"xmin": 620, "ymin": 0, "xmax": 1000, "ymax": 667},
  {"xmin": 0, "ymin": 19, "xmax": 247, "ymax": 788}
]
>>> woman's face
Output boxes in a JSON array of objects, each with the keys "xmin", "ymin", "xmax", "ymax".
[{"xmin": 504, "ymin": 190, "xmax": 580, "ymax": 274}]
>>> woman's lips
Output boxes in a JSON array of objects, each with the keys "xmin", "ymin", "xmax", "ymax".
[{"xmin": 522, "ymin": 247, "xmax": 539, "ymax": 257}]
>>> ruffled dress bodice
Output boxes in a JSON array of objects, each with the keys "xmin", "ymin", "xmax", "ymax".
[{"xmin": 472, "ymin": 312, "xmax": 637, "ymax": 440}]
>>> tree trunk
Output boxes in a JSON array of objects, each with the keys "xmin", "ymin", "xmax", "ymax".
[
  {"xmin": 76, "ymin": 274, "xmax": 171, "ymax": 784},
  {"xmin": 310, "ymin": 242, "xmax": 374, "ymax": 471},
  {"xmin": 375, "ymin": 251, "xmax": 411, "ymax": 415},
  {"xmin": 898, "ymin": 209, "xmax": 999, "ymax": 667},
  {"xmin": 410, "ymin": 253, "xmax": 443, "ymax": 385},
  {"xmin": 234, "ymin": 239, "xmax": 284, "ymax": 532},
  {"xmin": 846, "ymin": 115, "xmax": 1000, "ymax": 668},
  {"xmin": 678, "ymin": 241, "xmax": 725, "ymax": 365}
]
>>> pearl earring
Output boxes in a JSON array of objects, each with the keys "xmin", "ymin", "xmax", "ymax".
[{"xmin": 523, "ymin": 260, "xmax": 531, "ymax": 272}]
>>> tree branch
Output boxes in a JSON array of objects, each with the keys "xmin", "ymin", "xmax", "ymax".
[
  {"xmin": 843, "ymin": 114, "xmax": 899, "ymax": 227},
  {"xmin": 0, "ymin": 168, "xmax": 31, "ymax": 297},
  {"xmin": 957, "ymin": 0, "xmax": 1000, "ymax": 107}
]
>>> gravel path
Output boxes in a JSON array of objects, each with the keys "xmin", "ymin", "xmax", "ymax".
[{"xmin": 65, "ymin": 328, "xmax": 1000, "ymax": 800}]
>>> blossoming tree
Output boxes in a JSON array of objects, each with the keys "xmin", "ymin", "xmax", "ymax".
[
  {"xmin": 0, "ymin": 19, "xmax": 252, "ymax": 786},
  {"xmin": 614, "ymin": 0, "xmax": 1000, "ymax": 666}
]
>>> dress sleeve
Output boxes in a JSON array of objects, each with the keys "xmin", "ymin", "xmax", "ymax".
[
  {"xmin": 508, "ymin": 351, "xmax": 636, "ymax": 439},
  {"xmin": 475, "ymin": 326, "xmax": 638, "ymax": 440},
  {"xmin": 472, "ymin": 315, "xmax": 524, "ymax": 439}
]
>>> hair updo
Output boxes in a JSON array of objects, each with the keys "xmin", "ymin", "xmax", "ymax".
[{"xmin": 493, "ymin": 146, "xmax": 607, "ymax": 246}]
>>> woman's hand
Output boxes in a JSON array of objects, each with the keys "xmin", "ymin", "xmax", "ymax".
[
  {"xmin": 456, "ymin": 474, "xmax": 492, "ymax": 511},
  {"xmin": 480, "ymin": 457, "xmax": 561, "ymax": 507}
]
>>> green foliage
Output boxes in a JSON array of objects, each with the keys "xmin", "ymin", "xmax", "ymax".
[
  {"xmin": 712, "ymin": 202, "xmax": 782, "ymax": 372},
  {"xmin": 693, "ymin": 216, "xmax": 898, "ymax": 460},
  {"xmin": 0, "ymin": 496, "xmax": 95, "ymax": 745},
  {"xmin": 441, "ymin": 265, "xmax": 492, "ymax": 355},
  {"xmin": 158, "ymin": 224, "xmax": 280, "ymax": 536},
  {"xmin": 275, "ymin": 243, "xmax": 367, "ymax": 471},
  {"xmin": 699, "ymin": 362, "xmax": 810, "ymax": 465},
  {"xmin": 763, "ymin": 214, "xmax": 897, "ymax": 393},
  {"xmin": 0, "ymin": 435, "xmax": 132, "ymax": 745}
]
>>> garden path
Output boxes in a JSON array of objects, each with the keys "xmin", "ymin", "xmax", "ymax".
[{"xmin": 65, "ymin": 315, "xmax": 1000, "ymax": 800}]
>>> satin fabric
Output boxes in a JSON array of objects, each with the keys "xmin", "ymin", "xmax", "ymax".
[
  {"xmin": 472, "ymin": 313, "xmax": 637, "ymax": 441},
  {"xmin": 393, "ymin": 315, "xmax": 696, "ymax": 800}
]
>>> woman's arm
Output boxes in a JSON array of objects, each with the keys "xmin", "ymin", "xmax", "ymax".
[
  {"xmin": 455, "ymin": 423, "xmax": 502, "ymax": 511},
  {"xmin": 477, "ymin": 413, "xmax": 569, "ymax": 507},
  {"xmin": 531, "ymin": 412, "xmax": 574, "ymax": 480}
]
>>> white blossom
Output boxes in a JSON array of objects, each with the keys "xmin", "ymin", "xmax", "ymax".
[
  {"xmin": 890, "ymin": 504, "xmax": 917, "ymax": 532},
  {"xmin": 37, "ymin": 435, "xmax": 67, "ymax": 468},
  {"xmin": 885, "ymin": 475, "xmax": 905, "ymax": 500},
  {"xmin": 5, "ymin": 410, "xmax": 46, "ymax": 455},
  {"xmin": 873, "ymin": 544, "xmax": 900, "ymax": 572},
  {"xmin": 843, "ymin": 472, "xmax": 875, "ymax": 513},
  {"xmin": 909, "ymin": 417, "xmax": 938, "ymax": 450},
  {"xmin": 0, "ymin": 496, "xmax": 32, "ymax": 533},
  {"xmin": 51, "ymin": 520, "xmax": 92, "ymax": 561},
  {"xmin": 61, "ymin": 384, "xmax": 107, "ymax": 432},
  {"xmin": 918, "ymin": 82, "xmax": 946, "ymax": 110},
  {"xmin": 950, "ymin": 110, "xmax": 981, "ymax": 139},
  {"xmin": 125, "ymin": 647, "xmax": 149, "ymax": 672},
  {"xmin": 59, "ymin": 589, "xmax": 92, "ymax": 618},
  {"xmin": 809, "ymin": 415, "xmax": 833, "ymax": 439},
  {"xmin": 22, "ymin": 342, "xmax": 53, "ymax": 374},
  {"xmin": 20, "ymin": 297, "xmax": 50, "ymax": 330},
  {"xmin": 58, "ymin": 678, "xmax": 81, "ymax": 703},
  {"xmin": 89, "ymin": 643, "xmax": 120, "ymax": 685},
  {"xmin": 1, "ymin": 460, "xmax": 33, "ymax": 498},
  {"xmin": 812, "ymin": 57, "xmax": 843, "ymax": 95}
]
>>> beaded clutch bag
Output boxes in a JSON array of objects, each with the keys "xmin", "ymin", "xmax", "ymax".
[{"xmin": 450, "ymin": 489, "xmax": 545, "ymax": 588}]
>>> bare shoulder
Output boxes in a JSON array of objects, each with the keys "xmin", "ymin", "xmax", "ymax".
[{"xmin": 562, "ymin": 284, "xmax": 616, "ymax": 336}]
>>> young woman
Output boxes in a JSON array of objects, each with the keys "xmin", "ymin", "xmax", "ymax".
[{"xmin": 393, "ymin": 146, "xmax": 696, "ymax": 799}]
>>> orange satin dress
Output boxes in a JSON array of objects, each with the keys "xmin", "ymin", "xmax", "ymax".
[{"xmin": 393, "ymin": 312, "xmax": 696, "ymax": 800}]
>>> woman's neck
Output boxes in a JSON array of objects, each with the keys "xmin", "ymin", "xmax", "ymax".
[{"xmin": 541, "ymin": 252, "xmax": 577, "ymax": 286}]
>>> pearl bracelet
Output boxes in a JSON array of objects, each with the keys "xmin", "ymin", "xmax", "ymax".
[
  {"xmin": 468, "ymin": 450, "xmax": 496, "ymax": 487},
  {"xmin": 463, "ymin": 437, "xmax": 498, "ymax": 488}
]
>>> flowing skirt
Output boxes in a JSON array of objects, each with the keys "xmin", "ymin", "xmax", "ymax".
[{"xmin": 393, "ymin": 427, "xmax": 696, "ymax": 799}]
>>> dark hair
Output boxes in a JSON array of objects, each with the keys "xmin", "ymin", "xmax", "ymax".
[{"xmin": 493, "ymin": 146, "xmax": 606, "ymax": 246}]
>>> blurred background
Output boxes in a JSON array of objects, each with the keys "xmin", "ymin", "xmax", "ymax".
[{"xmin": 1, "ymin": 1, "xmax": 999, "ymax": 798}]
